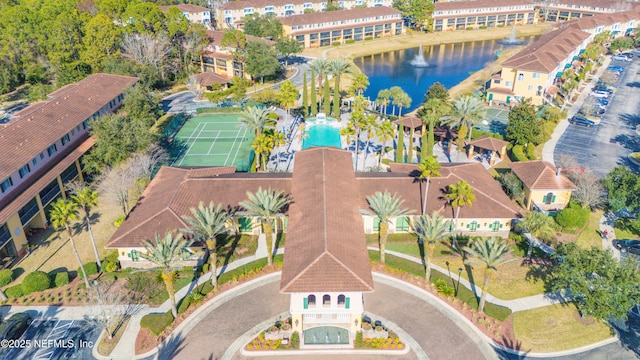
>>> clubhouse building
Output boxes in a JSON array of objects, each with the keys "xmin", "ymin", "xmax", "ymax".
[
  {"xmin": 0, "ymin": 74, "xmax": 138, "ymax": 263},
  {"xmin": 488, "ymin": 9, "xmax": 640, "ymax": 105}
]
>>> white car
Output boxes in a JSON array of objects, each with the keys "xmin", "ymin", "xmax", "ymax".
[
  {"xmin": 591, "ymin": 91, "xmax": 609, "ymax": 98},
  {"xmin": 613, "ymin": 55, "xmax": 631, "ymax": 62}
]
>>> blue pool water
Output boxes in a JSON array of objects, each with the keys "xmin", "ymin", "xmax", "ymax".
[{"xmin": 302, "ymin": 123, "xmax": 342, "ymax": 149}]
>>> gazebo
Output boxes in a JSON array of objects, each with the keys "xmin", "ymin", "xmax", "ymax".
[
  {"xmin": 467, "ymin": 136, "xmax": 509, "ymax": 166},
  {"xmin": 392, "ymin": 116, "xmax": 423, "ymax": 135}
]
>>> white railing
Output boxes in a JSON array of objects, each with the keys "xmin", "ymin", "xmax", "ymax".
[{"xmin": 303, "ymin": 312, "xmax": 350, "ymax": 324}]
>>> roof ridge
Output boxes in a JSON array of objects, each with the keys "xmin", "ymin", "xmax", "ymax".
[
  {"xmin": 280, "ymin": 252, "xmax": 328, "ymax": 293},
  {"xmin": 451, "ymin": 168, "xmax": 520, "ymax": 215},
  {"xmin": 325, "ymin": 252, "xmax": 375, "ymax": 291}
]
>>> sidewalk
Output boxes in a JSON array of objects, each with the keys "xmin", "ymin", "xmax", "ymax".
[
  {"xmin": 542, "ymin": 57, "xmax": 613, "ymax": 165},
  {"xmin": 600, "ymin": 211, "xmax": 621, "ymax": 260}
]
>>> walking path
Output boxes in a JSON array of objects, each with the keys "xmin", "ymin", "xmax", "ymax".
[{"xmin": 1, "ymin": 232, "xmax": 623, "ymax": 359}]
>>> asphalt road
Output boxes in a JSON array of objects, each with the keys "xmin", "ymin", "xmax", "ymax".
[
  {"xmin": 554, "ymin": 56, "xmax": 640, "ymax": 177},
  {"xmin": 0, "ymin": 320, "xmax": 100, "ymax": 360}
]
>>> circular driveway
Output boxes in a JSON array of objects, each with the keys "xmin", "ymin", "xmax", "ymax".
[{"xmin": 171, "ymin": 273, "xmax": 492, "ymax": 360}]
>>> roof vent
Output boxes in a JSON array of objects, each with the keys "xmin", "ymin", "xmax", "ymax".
[{"xmin": 556, "ymin": 167, "xmax": 562, "ymax": 177}]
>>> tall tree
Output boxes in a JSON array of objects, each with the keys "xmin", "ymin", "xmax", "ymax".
[
  {"xmin": 276, "ymin": 37, "xmax": 302, "ymax": 66},
  {"xmin": 603, "ymin": 166, "xmax": 640, "ymax": 212},
  {"xmin": 463, "ymin": 237, "xmax": 515, "ymax": 313},
  {"xmin": 362, "ymin": 191, "xmax": 412, "ymax": 264},
  {"xmin": 417, "ymin": 156, "xmax": 441, "ymax": 215},
  {"xmin": 445, "ymin": 180, "xmax": 476, "ymax": 248},
  {"xmin": 71, "ymin": 186, "xmax": 102, "ymax": 271},
  {"xmin": 376, "ymin": 120, "xmax": 395, "ymax": 166},
  {"xmin": 81, "ymin": 13, "xmax": 122, "ymax": 71},
  {"xmin": 140, "ymin": 232, "xmax": 194, "ymax": 318},
  {"xmin": 551, "ymin": 243, "xmax": 640, "ymax": 320},
  {"xmin": 375, "ymin": 88, "xmax": 392, "ymax": 118},
  {"xmin": 278, "ymin": 80, "xmax": 299, "ymax": 123},
  {"xmin": 396, "ymin": 119, "xmax": 404, "ymax": 163},
  {"xmin": 520, "ymin": 211, "xmax": 554, "ymax": 258},
  {"xmin": 309, "ymin": 58, "xmax": 330, "ymax": 89},
  {"xmin": 329, "ymin": 59, "xmax": 352, "ymax": 116},
  {"xmin": 390, "ymin": 86, "xmax": 411, "ymax": 117},
  {"xmin": 245, "ymin": 40, "xmax": 281, "ymax": 83},
  {"xmin": 239, "ymin": 106, "xmax": 275, "ymax": 138},
  {"xmin": 446, "ymin": 95, "xmax": 486, "ymax": 144},
  {"xmin": 182, "ymin": 202, "xmax": 230, "ymax": 288},
  {"xmin": 244, "ymin": 14, "xmax": 283, "ymax": 40},
  {"xmin": 251, "ymin": 134, "xmax": 274, "ymax": 171},
  {"xmin": 418, "ymin": 97, "xmax": 449, "ymax": 159},
  {"xmin": 323, "ymin": 79, "xmax": 331, "ymax": 114},
  {"xmin": 505, "ymin": 98, "xmax": 543, "ymax": 146},
  {"xmin": 413, "ymin": 212, "xmax": 451, "ymax": 280},
  {"xmin": 349, "ymin": 73, "xmax": 370, "ymax": 96},
  {"xmin": 302, "ymin": 71, "xmax": 309, "ymax": 116},
  {"xmin": 310, "ymin": 69, "xmax": 318, "ymax": 115},
  {"xmin": 239, "ymin": 188, "xmax": 290, "ymax": 265},
  {"xmin": 49, "ymin": 199, "xmax": 90, "ymax": 289}
]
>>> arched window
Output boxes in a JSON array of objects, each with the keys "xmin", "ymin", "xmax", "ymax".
[
  {"xmin": 518, "ymin": 73, "xmax": 524, "ymax": 81},
  {"xmin": 308, "ymin": 294, "xmax": 316, "ymax": 306},
  {"xmin": 323, "ymin": 294, "xmax": 331, "ymax": 306},
  {"xmin": 338, "ymin": 294, "xmax": 346, "ymax": 306}
]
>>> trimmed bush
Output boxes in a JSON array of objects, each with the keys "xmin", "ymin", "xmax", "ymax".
[
  {"xmin": 6, "ymin": 284, "xmax": 23, "ymax": 298},
  {"xmin": 202, "ymin": 263, "xmax": 210, "ymax": 273},
  {"xmin": 0, "ymin": 269, "xmax": 14, "ymax": 287},
  {"xmin": 78, "ymin": 262, "xmax": 99, "ymax": 277},
  {"xmin": 54, "ymin": 272, "xmax": 70, "ymax": 288},
  {"xmin": 510, "ymin": 144, "xmax": 528, "ymax": 162},
  {"xmin": 140, "ymin": 311, "xmax": 174, "ymax": 336},
  {"xmin": 114, "ymin": 216, "xmax": 125, "ymax": 227},
  {"xmin": 102, "ymin": 260, "xmax": 119, "ymax": 273},
  {"xmin": 526, "ymin": 143, "xmax": 536, "ymax": 160},
  {"xmin": 555, "ymin": 204, "xmax": 589, "ymax": 229},
  {"xmin": 177, "ymin": 296, "xmax": 191, "ymax": 314},
  {"xmin": 21, "ymin": 271, "xmax": 51, "ymax": 295},
  {"xmin": 291, "ymin": 331, "xmax": 300, "ymax": 348}
]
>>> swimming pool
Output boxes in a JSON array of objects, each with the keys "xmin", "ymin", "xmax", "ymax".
[{"xmin": 302, "ymin": 119, "xmax": 342, "ymax": 150}]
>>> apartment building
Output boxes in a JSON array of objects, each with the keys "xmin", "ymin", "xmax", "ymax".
[
  {"xmin": 215, "ymin": 0, "xmax": 393, "ymax": 29},
  {"xmin": 535, "ymin": 0, "xmax": 627, "ymax": 22},
  {"xmin": 159, "ymin": 4, "xmax": 212, "ymax": 24},
  {"xmin": 0, "ymin": 74, "xmax": 138, "ymax": 261},
  {"xmin": 200, "ymin": 30, "xmax": 274, "ymax": 79},
  {"xmin": 280, "ymin": 6, "xmax": 404, "ymax": 47},
  {"xmin": 487, "ymin": 9, "xmax": 640, "ymax": 105},
  {"xmin": 432, "ymin": 0, "xmax": 538, "ymax": 31}
]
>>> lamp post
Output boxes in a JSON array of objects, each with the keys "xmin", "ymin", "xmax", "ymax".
[{"xmin": 456, "ymin": 267, "xmax": 463, "ymax": 296}]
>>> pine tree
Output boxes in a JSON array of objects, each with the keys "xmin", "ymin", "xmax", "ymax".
[
  {"xmin": 396, "ymin": 119, "xmax": 404, "ymax": 163},
  {"xmin": 323, "ymin": 80, "xmax": 331, "ymax": 115},
  {"xmin": 332, "ymin": 75, "xmax": 340, "ymax": 116},
  {"xmin": 302, "ymin": 71, "xmax": 308, "ymax": 116},
  {"xmin": 310, "ymin": 70, "xmax": 318, "ymax": 115}
]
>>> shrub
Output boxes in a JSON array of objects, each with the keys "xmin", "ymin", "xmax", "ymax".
[
  {"xmin": 54, "ymin": 272, "xmax": 70, "ymax": 288},
  {"xmin": 78, "ymin": 262, "xmax": 99, "ymax": 277},
  {"xmin": 526, "ymin": 143, "xmax": 536, "ymax": 160},
  {"xmin": 21, "ymin": 271, "xmax": 51, "ymax": 295},
  {"xmin": 0, "ymin": 269, "xmax": 13, "ymax": 287},
  {"xmin": 354, "ymin": 331, "xmax": 362, "ymax": 347},
  {"xmin": 510, "ymin": 145, "xmax": 528, "ymax": 162},
  {"xmin": 345, "ymin": 39, "xmax": 355, "ymax": 44},
  {"xmin": 267, "ymin": 112, "xmax": 279, "ymax": 120},
  {"xmin": 290, "ymin": 331, "xmax": 299, "ymax": 347},
  {"xmin": 433, "ymin": 278, "xmax": 455, "ymax": 297},
  {"xmin": 202, "ymin": 263, "xmax": 210, "ymax": 273},
  {"xmin": 114, "ymin": 216, "xmax": 125, "ymax": 227},
  {"xmin": 6, "ymin": 284, "xmax": 23, "ymax": 298},
  {"xmin": 555, "ymin": 205, "xmax": 589, "ymax": 229},
  {"xmin": 102, "ymin": 260, "xmax": 119, "ymax": 273},
  {"xmin": 140, "ymin": 311, "xmax": 174, "ymax": 336},
  {"xmin": 177, "ymin": 296, "xmax": 191, "ymax": 314}
]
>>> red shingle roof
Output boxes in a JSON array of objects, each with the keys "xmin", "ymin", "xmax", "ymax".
[
  {"xmin": 220, "ymin": 0, "xmax": 324, "ymax": 11},
  {"xmin": 0, "ymin": 74, "xmax": 138, "ymax": 181},
  {"xmin": 159, "ymin": 4, "xmax": 210, "ymax": 13},
  {"xmin": 195, "ymin": 72, "xmax": 231, "ymax": 86},
  {"xmin": 469, "ymin": 136, "xmax": 509, "ymax": 152},
  {"xmin": 501, "ymin": 27, "xmax": 591, "ymax": 73},
  {"xmin": 567, "ymin": 9, "xmax": 640, "ymax": 31},
  {"xmin": 510, "ymin": 161, "xmax": 577, "ymax": 190}
]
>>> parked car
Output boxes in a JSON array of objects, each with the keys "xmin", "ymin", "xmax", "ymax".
[
  {"xmin": 597, "ymin": 98, "xmax": 610, "ymax": 106},
  {"xmin": 0, "ymin": 312, "xmax": 32, "ymax": 341},
  {"xmin": 613, "ymin": 239, "xmax": 640, "ymax": 254},
  {"xmin": 613, "ymin": 55, "xmax": 632, "ymax": 62},
  {"xmin": 593, "ymin": 86, "xmax": 613, "ymax": 93},
  {"xmin": 569, "ymin": 115, "xmax": 596, "ymax": 127},
  {"xmin": 608, "ymin": 66, "xmax": 624, "ymax": 72},
  {"xmin": 591, "ymin": 91, "xmax": 609, "ymax": 99},
  {"xmin": 621, "ymin": 52, "xmax": 634, "ymax": 58}
]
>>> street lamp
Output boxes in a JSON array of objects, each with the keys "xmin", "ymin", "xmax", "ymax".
[{"xmin": 456, "ymin": 267, "xmax": 463, "ymax": 296}]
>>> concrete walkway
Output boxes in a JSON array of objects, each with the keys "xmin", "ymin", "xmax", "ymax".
[
  {"xmin": 542, "ymin": 57, "xmax": 613, "ymax": 165},
  {"xmin": 600, "ymin": 211, "xmax": 622, "ymax": 260}
]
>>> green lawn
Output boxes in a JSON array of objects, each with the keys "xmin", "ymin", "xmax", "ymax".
[
  {"xmin": 576, "ymin": 209, "xmax": 605, "ymax": 249},
  {"xmin": 513, "ymin": 304, "xmax": 613, "ymax": 352},
  {"xmin": 614, "ymin": 219, "xmax": 640, "ymax": 240}
]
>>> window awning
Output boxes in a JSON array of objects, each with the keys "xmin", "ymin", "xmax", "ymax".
[
  {"xmin": 556, "ymin": 72, "xmax": 563, "ymax": 78},
  {"xmin": 564, "ymin": 63, "xmax": 571, "ymax": 69},
  {"xmin": 579, "ymin": 49, "xmax": 585, "ymax": 54},
  {"xmin": 572, "ymin": 56, "xmax": 579, "ymax": 61}
]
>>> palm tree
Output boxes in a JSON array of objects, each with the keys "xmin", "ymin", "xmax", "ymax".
[
  {"xmin": 463, "ymin": 237, "xmax": 515, "ymax": 312},
  {"xmin": 310, "ymin": 69, "xmax": 318, "ymax": 115},
  {"xmin": 309, "ymin": 58, "xmax": 330, "ymax": 89},
  {"xmin": 446, "ymin": 95, "xmax": 486, "ymax": 144},
  {"xmin": 361, "ymin": 114, "xmax": 377, "ymax": 168},
  {"xmin": 520, "ymin": 211, "xmax": 554, "ymax": 258},
  {"xmin": 70, "ymin": 186, "xmax": 102, "ymax": 271},
  {"xmin": 182, "ymin": 202, "xmax": 230, "ymax": 288},
  {"xmin": 239, "ymin": 106, "xmax": 275, "ymax": 138},
  {"xmin": 269, "ymin": 131, "xmax": 286, "ymax": 165},
  {"xmin": 375, "ymin": 88, "xmax": 392, "ymax": 118},
  {"xmin": 349, "ymin": 73, "xmax": 370, "ymax": 96},
  {"xmin": 417, "ymin": 156, "xmax": 441, "ymax": 215},
  {"xmin": 445, "ymin": 180, "xmax": 476, "ymax": 248},
  {"xmin": 239, "ymin": 187, "xmax": 290, "ymax": 265},
  {"xmin": 330, "ymin": 59, "xmax": 353, "ymax": 114},
  {"xmin": 140, "ymin": 232, "xmax": 194, "ymax": 318},
  {"xmin": 413, "ymin": 212, "xmax": 451, "ymax": 280},
  {"xmin": 390, "ymin": 86, "xmax": 411, "ymax": 117},
  {"xmin": 251, "ymin": 134, "xmax": 273, "ymax": 171},
  {"xmin": 376, "ymin": 120, "xmax": 395, "ymax": 166},
  {"xmin": 361, "ymin": 191, "xmax": 412, "ymax": 264},
  {"xmin": 49, "ymin": 199, "xmax": 90, "ymax": 289}
]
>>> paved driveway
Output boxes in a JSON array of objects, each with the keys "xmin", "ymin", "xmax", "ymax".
[
  {"xmin": 554, "ymin": 57, "xmax": 640, "ymax": 177},
  {"xmin": 173, "ymin": 275, "xmax": 491, "ymax": 360}
]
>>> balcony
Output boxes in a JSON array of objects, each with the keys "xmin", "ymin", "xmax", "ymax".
[{"xmin": 303, "ymin": 313, "xmax": 351, "ymax": 324}]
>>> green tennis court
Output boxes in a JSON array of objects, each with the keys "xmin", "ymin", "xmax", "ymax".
[{"xmin": 170, "ymin": 113, "xmax": 254, "ymax": 170}]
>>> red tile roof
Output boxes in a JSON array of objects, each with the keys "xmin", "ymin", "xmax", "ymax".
[
  {"xmin": 280, "ymin": 148, "xmax": 374, "ymax": 293},
  {"xmin": 195, "ymin": 72, "xmax": 232, "ymax": 87},
  {"xmin": 220, "ymin": 0, "xmax": 324, "ymax": 11},
  {"xmin": 393, "ymin": 116, "xmax": 423, "ymax": 129},
  {"xmin": 469, "ymin": 136, "xmax": 510, "ymax": 152},
  {"xmin": 567, "ymin": 9, "xmax": 640, "ymax": 31},
  {"xmin": 510, "ymin": 160, "xmax": 577, "ymax": 190},
  {"xmin": 0, "ymin": 74, "xmax": 138, "ymax": 181},
  {"xmin": 279, "ymin": 6, "xmax": 401, "ymax": 26},
  {"xmin": 501, "ymin": 26, "xmax": 591, "ymax": 73}
]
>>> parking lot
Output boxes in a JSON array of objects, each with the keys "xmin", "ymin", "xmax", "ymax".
[
  {"xmin": 554, "ymin": 54, "xmax": 640, "ymax": 177},
  {"xmin": 0, "ymin": 320, "xmax": 100, "ymax": 360}
]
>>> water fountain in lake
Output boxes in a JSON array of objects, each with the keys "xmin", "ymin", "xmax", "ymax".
[
  {"xmin": 498, "ymin": 25, "xmax": 526, "ymax": 45},
  {"xmin": 409, "ymin": 44, "xmax": 436, "ymax": 68}
]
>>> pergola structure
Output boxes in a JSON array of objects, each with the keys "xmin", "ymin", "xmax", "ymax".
[{"xmin": 467, "ymin": 136, "xmax": 509, "ymax": 166}]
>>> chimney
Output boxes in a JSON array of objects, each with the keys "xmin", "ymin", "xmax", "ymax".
[{"xmin": 556, "ymin": 167, "xmax": 562, "ymax": 177}]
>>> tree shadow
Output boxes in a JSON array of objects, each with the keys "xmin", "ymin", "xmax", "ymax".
[
  {"xmin": 492, "ymin": 335, "xmax": 530, "ymax": 359},
  {"xmin": 35, "ymin": 238, "xmax": 70, "ymax": 272},
  {"xmin": 612, "ymin": 317, "xmax": 640, "ymax": 357},
  {"xmin": 156, "ymin": 332, "xmax": 185, "ymax": 360},
  {"xmin": 524, "ymin": 259, "xmax": 554, "ymax": 292},
  {"xmin": 618, "ymin": 113, "xmax": 639, "ymax": 129}
]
